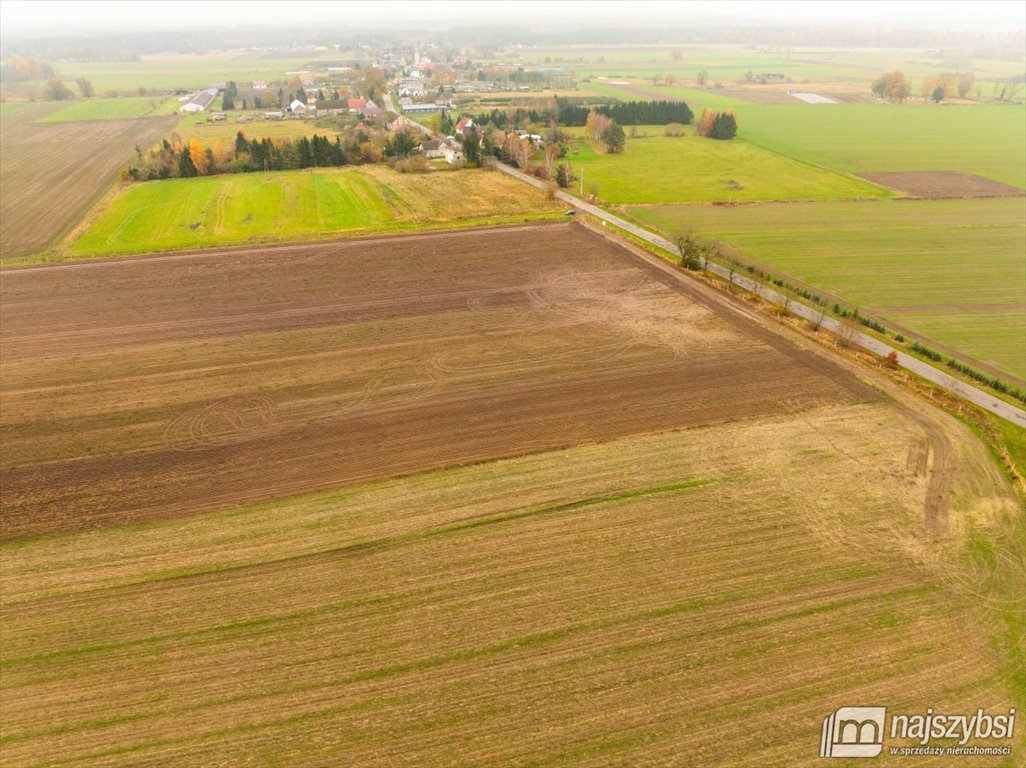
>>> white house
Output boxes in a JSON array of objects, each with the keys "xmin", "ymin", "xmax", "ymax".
[
  {"xmin": 290, "ymin": 99, "xmax": 309, "ymax": 114},
  {"xmin": 443, "ymin": 138, "xmax": 464, "ymax": 164}
]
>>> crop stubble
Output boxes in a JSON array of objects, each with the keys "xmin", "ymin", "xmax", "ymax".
[{"xmin": 1, "ymin": 223, "xmax": 867, "ymax": 539}]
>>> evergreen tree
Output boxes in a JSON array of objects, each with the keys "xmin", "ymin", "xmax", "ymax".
[
  {"xmin": 297, "ymin": 137, "xmax": 313, "ymax": 168},
  {"xmin": 462, "ymin": 126, "xmax": 481, "ymax": 165},
  {"xmin": 178, "ymin": 147, "xmax": 197, "ymax": 177},
  {"xmin": 235, "ymin": 131, "xmax": 249, "ymax": 154},
  {"xmin": 439, "ymin": 111, "xmax": 454, "ymax": 135}
]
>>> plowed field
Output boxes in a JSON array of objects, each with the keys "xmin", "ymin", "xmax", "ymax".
[
  {"xmin": 2, "ymin": 223, "xmax": 1022, "ymax": 767},
  {"xmin": 0, "ymin": 223, "xmax": 864, "ymax": 539},
  {"xmin": 0, "ymin": 103, "xmax": 177, "ymax": 260}
]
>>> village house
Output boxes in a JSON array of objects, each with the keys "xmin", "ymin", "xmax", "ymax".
[
  {"xmin": 442, "ymin": 137, "xmax": 464, "ymax": 164},
  {"xmin": 454, "ymin": 116, "xmax": 476, "ymax": 137},
  {"xmin": 419, "ymin": 139, "xmax": 446, "ymax": 159},
  {"xmin": 252, "ymin": 79, "xmax": 267, "ymax": 90},
  {"xmin": 347, "ymin": 97, "xmax": 367, "ymax": 112}
]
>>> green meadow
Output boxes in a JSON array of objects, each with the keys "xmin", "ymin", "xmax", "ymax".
[
  {"xmin": 567, "ymin": 133, "xmax": 887, "ymax": 205},
  {"xmin": 629, "ymin": 198, "xmax": 1026, "ymax": 381},
  {"xmin": 68, "ymin": 166, "xmax": 561, "ymax": 258},
  {"xmin": 738, "ymin": 103, "xmax": 1026, "ymax": 188},
  {"xmin": 36, "ymin": 96, "xmax": 177, "ymax": 122}
]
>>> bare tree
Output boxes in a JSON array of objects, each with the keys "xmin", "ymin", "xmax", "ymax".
[
  {"xmin": 674, "ymin": 230, "xmax": 703, "ymax": 270},
  {"xmin": 543, "ymin": 144, "xmax": 559, "ymax": 177},
  {"xmin": 726, "ymin": 256, "xmax": 743, "ymax": 290}
]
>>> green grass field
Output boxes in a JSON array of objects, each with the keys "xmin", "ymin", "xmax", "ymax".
[
  {"xmin": 169, "ymin": 113, "xmax": 341, "ymax": 145},
  {"xmin": 68, "ymin": 166, "xmax": 562, "ymax": 258},
  {"xmin": 36, "ymin": 96, "xmax": 175, "ymax": 123},
  {"xmin": 581, "ymin": 80, "xmax": 752, "ymax": 110},
  {"xmin": 567, "ymin": 133, "xmax": 888, "ymax": 204},
  {"xmin": 738, "ymin": 103, "xmax": 1026, "ymax": 188},
  {"xmin": 629, "ymin": 198, "xmax": 1026, "ymax": 381}
]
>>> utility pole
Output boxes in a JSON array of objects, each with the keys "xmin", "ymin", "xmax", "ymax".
[{"xmin": 580, "ymin": 164, "xmax": 584, "ymax": 198}]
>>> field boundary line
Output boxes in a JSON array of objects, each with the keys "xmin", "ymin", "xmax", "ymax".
[
  {"xmin": 495, "ymin": 161, "xmax": 1026, "ymax": 428},
  {"xmin": 0, "ymin": 220, "xmax": 569, "ymax": 272}
]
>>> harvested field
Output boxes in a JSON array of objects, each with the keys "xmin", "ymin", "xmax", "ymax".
[
  {"xmin": 0, "ymin": 103, "xmax": 178, "ymax": 260},
  {"xmin": 0, "ymin": 223, "xmax": 868, "ymax": 539},
  {"xmin": 859, "ymin": 171, "xmax": 1026, "ymax": 199},
  {"xmin": 1, "ymin": 402, "xmax": 1021, "ymax": 767}
]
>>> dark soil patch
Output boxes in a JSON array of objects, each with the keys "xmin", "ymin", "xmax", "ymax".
[{"xmin": 859, "ymin": 171, "xmax": 1025, "ymax": 199}]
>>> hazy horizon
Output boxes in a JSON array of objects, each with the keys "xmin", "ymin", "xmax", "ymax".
[{"xmin": 2, "ymin": 0, "xmax": 1024, "ymax": 38}]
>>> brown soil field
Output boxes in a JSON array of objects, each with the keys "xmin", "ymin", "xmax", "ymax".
[
  {"xmin": 0, "ymin": 223, "xmax": 869, "ymax": 539},
  {"xmin": 2, "ymin": 223, "xmax": 1022, "ymax": 767},
  {"xmin": 0, "ymin": 104, "xmax": 177, "ymax": 260},
  {"xmin": 707, "ymin": 87, "xmax": 798, "ymax": 104},
  {"xmin": 859, "ymin": 171, "xmax": 1026, "ymax": 199}
]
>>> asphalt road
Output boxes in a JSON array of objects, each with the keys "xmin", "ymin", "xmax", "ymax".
[{"xmin": 496, "ymin": 162, "xmax": 1026, "ymax": 428}]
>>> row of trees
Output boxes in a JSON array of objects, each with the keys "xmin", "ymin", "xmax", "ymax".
[
  {"xmin": 464, "ymin": 98, "xmax": 693, "ymax": 132},
  {"xmin": 872, "ymin": 69, "xmax": 979, "ymax": 102},
  {"xmin": 554, "ymin": 97, "xmax": 694, "ymax": 126},
  {"xmin": 695, "ymin": 109, "xmax": 737, "ymax": 140},
  {"xmin": 124, "ymin": 129, "xmax": 385, "ymax": 181}
]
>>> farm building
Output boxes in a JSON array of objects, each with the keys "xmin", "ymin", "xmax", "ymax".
[
  {"xmin": 402, "ymin": 103, "xmax": 444, "ymax": 114},
  {"xmin": 179, "ymin": 88, "xmax": 218, "ymax": 113}
]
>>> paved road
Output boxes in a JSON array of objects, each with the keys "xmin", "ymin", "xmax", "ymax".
[{"xmin": 496, "ymin": 162, "xmax": 1026, "ymax": 428}]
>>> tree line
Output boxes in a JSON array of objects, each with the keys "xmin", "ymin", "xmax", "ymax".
[
  {"xmin": 124, "ymin": 130, "xmax": 390, "ymax": 181},
  {"xmin": 554, "ymin": 98, "xmax": 695, "ymax": 127},
  {"xmin": 465, "ymin": 98, "xmax": 694, "ymax": 130}
]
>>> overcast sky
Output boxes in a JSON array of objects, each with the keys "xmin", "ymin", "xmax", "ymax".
[{"xmin": 2, "ymin": 0, "xmax": 1024, "ymax": 35}]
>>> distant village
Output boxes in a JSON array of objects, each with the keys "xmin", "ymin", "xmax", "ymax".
[{"xmin": 174, "ymin": 41, "xmax": 577, "ymax": 167}]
